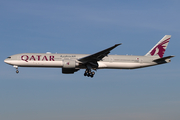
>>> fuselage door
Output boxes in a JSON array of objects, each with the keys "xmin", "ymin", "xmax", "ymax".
[
  {"xmin": 137, "ymin": 57, "xmax": 143, "ymax": 63},
  {"xmin": 138, "ymin": 58, "xmax": 143, "ymax": 63}
]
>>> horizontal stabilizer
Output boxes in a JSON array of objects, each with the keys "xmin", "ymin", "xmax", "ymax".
[{"xmin": 153, "ymin": 55, "xmax": 175, "ymax": 62}]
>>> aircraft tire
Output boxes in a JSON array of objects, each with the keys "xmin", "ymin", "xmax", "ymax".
[{"xmin": 91, "ymin": 74, "xmax": 94, "ymax": 78}]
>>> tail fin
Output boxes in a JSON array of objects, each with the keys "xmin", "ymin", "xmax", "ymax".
[{"xmin": 145, "ymin": 35, "xmax": 171, "ymax": 58}]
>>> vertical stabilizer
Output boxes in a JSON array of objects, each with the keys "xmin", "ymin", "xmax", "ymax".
[{"xmin": 145, "ymin": 35, "xmax": 171, "ymax": 58}]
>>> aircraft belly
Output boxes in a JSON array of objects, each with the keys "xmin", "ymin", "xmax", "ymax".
[
  {"xmin": 7, "ymin": 60, "xmax": 63, "ymax": 67},
  {"xmin": 105, "ymin": 62, "xmax": 141, "ymax": 69},
  {"xmin": 98, "ymin": 62, "xmax": 157, "ymax": 69}
]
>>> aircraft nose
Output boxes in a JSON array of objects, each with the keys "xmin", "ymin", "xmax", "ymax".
[
  {"xmin": 4, "ymin": 58, "xmax": 11, "ymax": 64},
  {"xmin": 4, "ymin": 59, "xmax": 8, "ymax": 63}
]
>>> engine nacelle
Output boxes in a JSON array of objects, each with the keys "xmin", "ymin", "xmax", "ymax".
[
  {"xmin": 62, "ymin": 60, "xmax": 79, "ymax": 74},
  {"xmin": 63, "ymin": 60, "xmax": 76, "ymax": 68}
]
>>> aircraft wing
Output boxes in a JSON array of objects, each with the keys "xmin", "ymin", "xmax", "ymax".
[{"xmin": 78, "ymin": 43, "xmax": 121, "ymax": 63}]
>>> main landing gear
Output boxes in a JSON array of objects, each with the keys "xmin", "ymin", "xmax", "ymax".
[
  {"xmin": 84, "ymin": 69, "xmax": 95, "ymax": 78},
  {"xmin": 83, "ymin": 63, "xmax": 97, "ymax": 78},
  {"xmin": 13, "ymin": 65, "xmax": 19, "ymax": 74}
]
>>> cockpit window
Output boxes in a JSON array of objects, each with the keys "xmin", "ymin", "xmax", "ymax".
[{"xmin": 7, "ymin": 57, "xmax": 11, "ymax": 59}]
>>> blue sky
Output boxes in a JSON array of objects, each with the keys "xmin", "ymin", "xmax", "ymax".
[{"xmin": 0, "ymin": 0, "xmax": 180, "ymax": 120}]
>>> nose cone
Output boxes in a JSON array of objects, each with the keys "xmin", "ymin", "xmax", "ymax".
[
  {"xmin": 4, "ymin": 58, "xmax": 11, "ymax": 65},
  {"xmin": 4, "ymin": 58, "xmax": 8, "ymax": 63}
]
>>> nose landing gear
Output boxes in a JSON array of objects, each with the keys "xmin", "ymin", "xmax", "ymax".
[
  {"xmin": 13, "ymin": 65, "xmax": 19, "ymax": 74},
  {"xmin": 16, "ymin": 69, "xmax": 19, "ymax": 74}
]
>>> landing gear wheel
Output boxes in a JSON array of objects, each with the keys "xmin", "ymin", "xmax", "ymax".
[
  {"xmin": 91, "ymin": 71, "xmax": 95, "ymax": 75},
  {"xmin": 87, "ymin": 73, "xmax": 90, "ymax": 77},
  {"xmin": 83, "ymin": 67, "xmax": 96, "ymax": 78},
  {"xmin": 16, "ymin": 70, "xmax": 19, "ymax": 74},
  {"xmin": 90, "ymin": 74, "xmax": 94, "ymax": 78},
  {"xmin": 84, "ymin": 70, "xmax": 88, "ymax": 76}
]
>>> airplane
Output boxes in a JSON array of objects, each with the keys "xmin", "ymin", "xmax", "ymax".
[{"xmin": 4, "ymin": 35, "xmax": 174, "ymax": 78}]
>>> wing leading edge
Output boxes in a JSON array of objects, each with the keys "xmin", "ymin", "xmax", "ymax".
[{"xmin": 78, "ymin": 43, "xmax": 122, "ymax": 63}]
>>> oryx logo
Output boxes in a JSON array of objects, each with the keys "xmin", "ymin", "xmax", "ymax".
[{"xmin": 150, "ymin": 38, "xmax": 170, "ymax": 58}]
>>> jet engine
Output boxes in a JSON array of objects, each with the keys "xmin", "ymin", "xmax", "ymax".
[{"xmin": 62, "ymin": 60, "xmax": 79, "ymax": 74}]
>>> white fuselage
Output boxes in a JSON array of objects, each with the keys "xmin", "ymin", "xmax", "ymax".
[
  {"xmin": 4, "ymin": 53, "xmax": 169, "ymax": 69},
  {"xmin": 4, "ymin": 35, "xmax": 173, "ymax": 77}
]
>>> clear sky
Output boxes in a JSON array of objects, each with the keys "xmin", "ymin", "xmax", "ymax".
[{"xmin": 0, "ymin": 0, "xmax": 180, "ymax": 120}]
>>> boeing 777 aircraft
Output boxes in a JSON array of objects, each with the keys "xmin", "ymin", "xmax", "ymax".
[{"xmin": 4, "ymin": 35, "xmax": 174, "ymax": 78}]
